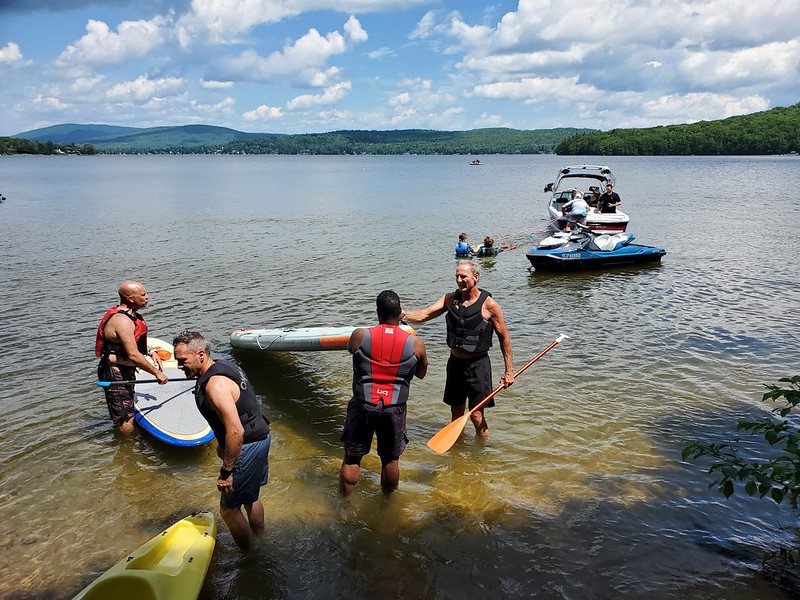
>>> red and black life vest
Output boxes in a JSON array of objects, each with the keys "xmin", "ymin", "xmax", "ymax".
[
  {"xmin": 445, "ymin": 289, "xmax": 494, "ymax": 354},
  {"xmin": 352, "ymin": 324, "xmax": 418, "ymax": 406},
  {"xmin": 95, "ymin": 306, "xmax": 148, "ymax": 358}
]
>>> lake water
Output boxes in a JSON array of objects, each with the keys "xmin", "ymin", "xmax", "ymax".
[{"xmin": 1, "ymin": 154, "xmax": 799, "ymax": 599}]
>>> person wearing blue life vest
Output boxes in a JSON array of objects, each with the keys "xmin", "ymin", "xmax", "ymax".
[
  {"xmin": 402, "ymin": 261, "xmax": 514, "ymax": 439},
  {"xmin": 340, "ymin": 290, "xmax": 428, "ymax": 496},
  {"xmin": 455, "ymin": 232, "xmax": 473, "ymax": 257},
  {"xmin": 173, "ymin": 331, "xmax": 271, "ymax": 552}
]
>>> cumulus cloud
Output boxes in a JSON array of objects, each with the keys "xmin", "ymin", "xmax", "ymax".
[
  {"xmin": 287, "ymin": 81, "xmax": 352, "ymax": 110},
  {"xmin": 0, "ymin": 42, "xmax": 24, "ymax": 66},
  {"xmin": 107, "ymin": 74, "xmax": 184, "ymax": 102},
  {"xmin": 679, "ymin": 40, "xmax": 800, "ymax": 87},
  {"xmin": 644, "ymin": 93, "xmax": 770, "ymax": 122},
  {"xmin": 473, "ymin": 76, "xmax": 599, "ymax": 103},
  {"xmin": 243, "ymin": 104, "xmax": 284, "ymax": 121},
  {"xmin": 57, "ymin": 15, "xmax": 171, "ymax": 67},
  {"xmin": 214, "ymin": 17, "xmax": 365, "ymax": 84},
  {"xmin": 200, "ymin": 79, "xmax": 234, "ymax": 89}
]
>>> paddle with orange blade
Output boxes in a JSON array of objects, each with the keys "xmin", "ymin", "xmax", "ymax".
[{"xmin": 426, "ymin": 333, "xmax": 568, "ymax": 454}]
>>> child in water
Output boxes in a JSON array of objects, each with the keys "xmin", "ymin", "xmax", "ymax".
[{"xmin": 455, "ymin": 233, "xmax": 473, "ymax": 257}]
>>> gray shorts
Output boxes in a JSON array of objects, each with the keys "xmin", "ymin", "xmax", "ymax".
[{"xmin": 221, "ymin": 434, "xmax": 271, "ymax": 509}]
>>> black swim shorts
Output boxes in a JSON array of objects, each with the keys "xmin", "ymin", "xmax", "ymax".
[
  {"xmin": 442, "ymin": 353, "xmax": 494, "ymax": 409},
  {"xmin": 341, "ymin": 397, "xmax": 408, "ymax": 463}
]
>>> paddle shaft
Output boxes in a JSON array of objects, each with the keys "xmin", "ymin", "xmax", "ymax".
[
  {"xmin": 466, "ymin": 333, "xmax": 568, "ymax": 418},
  {"xmin": 96, "ymin": 377, "xmax": 193, "ymax": 387}
]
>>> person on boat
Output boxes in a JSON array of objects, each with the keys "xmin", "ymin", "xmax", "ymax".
[
  {"xmin": 95, "ymin": 280, "xmax": 167, "ymax": 434},
  {"xmin": 561, "ymin": 189, "xmax": 589, "ymax": 230},
  {"xmin": 402, "ymin": 261, "xmax": 514, "ymax": 438},
  {"xmin": 340, "ymin": 290, "xmax": 428, "ymax": 496},
  {"xmin": 476, "ymin": 235, "xmax": 499, "ymax": 257},
  {"xmin": 173, "ymin": 330, "xmax": 271, "ymax": 552},
  {"xmin": 455, "ymin": 232, "xmax": 473, "ymax": 257},
  {"xmin": 598, "ymin": 183, "xmax": 622, "ymax": 213},
  {"xmin": 586, "ymin": 187, "xmax": 600, "ymax": 210}
]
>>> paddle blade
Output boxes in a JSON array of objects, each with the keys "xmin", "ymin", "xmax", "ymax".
[{"xmin": 427, "ymin": 414, "xmax": 470, "ymax": 454}]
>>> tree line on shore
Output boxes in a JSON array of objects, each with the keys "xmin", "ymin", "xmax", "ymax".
[
  {"xmin": 0, "ymin": 137, "xmax": 96, "ymax": 156},
  {"xmin": 556, "ymin": 103, "xmax": 800, "ymax": 155}
]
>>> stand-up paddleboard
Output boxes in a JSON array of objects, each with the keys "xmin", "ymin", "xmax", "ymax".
[
  {"xmin": 230, "ymin": 324, "xmax": 415, "ymax": 352},
  {"xmin": 72, "ymin": 511, "xmax": 216, "ymax": 600},
  {"xmin": 134, "ymin": 337, "xmax": 214, "ymax": 447}
]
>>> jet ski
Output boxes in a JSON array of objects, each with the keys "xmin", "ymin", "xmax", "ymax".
[{"xmin": 527, "ymin": 224, "xmax": 665, "ymax": 270}]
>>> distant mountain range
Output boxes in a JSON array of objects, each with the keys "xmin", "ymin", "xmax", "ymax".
[
  {"xmin": 12, "ymin": 123, "xmax": 593, "ymax": 154},
  {"xmin": 13, "ymin": 123, "xmax": 272, "ymax": 150}
]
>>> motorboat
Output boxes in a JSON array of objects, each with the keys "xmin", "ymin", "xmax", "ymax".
[
  {"xmin": 544, "ymin": 165, "xmax": 629, "ymax": 232},
  {"xmin": 526, "ymin": 225, "xmax": 665, "ymax": 270}
]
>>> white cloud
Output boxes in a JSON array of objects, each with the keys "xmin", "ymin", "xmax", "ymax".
[
  {"xmin": 473, "ymin": 76, "xmax": 598, "ymax": 103},
  {"xmin": 33, "ymin": 94, "xmax": 70, "ymax": 110},
  {"xmin": 243, "ymin": 104, "xmax": 284, "ymax": 121},
  {"xmin": 200, "ymin": 79, "xmax": 234, "ymax": 89},
  {"xmin": 57, "ymin": 16, "xmax": 171, "ymax": 67},
  {"xmin": 217, "ymin": 17, "xmax": 365, "ymax": 84},
  {"xmin": 287, "ymin": 81, "xmax": 352, "ymax": 110},
  {"xmin": 644, "ymin": 93, "xmax": 770, "ymax": 122},
  {"xmin": 343, "ymin": 15, "xmax": 368, "ymax": 43},
  {"xmin": 0, "ymin": 42, "xmax": 24, "ymax": 66},
  {"xmin": 680, "ymin": 40, "xmax": 800, "ymax": 86},
  {"xmin": 107, "ymin": 75, "xmax": 184, "ymax": 102},
  {"xmin": 367, "ymin": 47, "xmax": 394, "ymax": 59}
]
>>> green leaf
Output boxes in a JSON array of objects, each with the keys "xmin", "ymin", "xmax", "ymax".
[
  {"xmin": 722, "ymin": 480, "xmax": 735, "ymax": 498},
  {"xmin": 771, "ymin": 488, "xmax": 785, "ymax": 504},
  {"xmin": 745, "ymin": 481, "xmax": 757, "ymax": 496}
]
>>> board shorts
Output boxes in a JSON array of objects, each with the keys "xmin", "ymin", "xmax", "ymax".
[
  {"xmin": 443, "ymin": 353, "xmax": 494, "ymax": 409},
  {"xmin": 97, "ymin": 361, "xmax": 137, "ymax": 426},
  {"xmin": 341, "ymin": 397, "xmax": 408, "ymax": 463},
  {"xmin": 221, "ymin": 433, "xmax": 271, "ymax": 509}
]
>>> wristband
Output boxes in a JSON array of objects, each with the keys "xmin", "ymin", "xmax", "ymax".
[{"xmin": 219, "ymin": 467, "xmax": 232, "ymax": 479}]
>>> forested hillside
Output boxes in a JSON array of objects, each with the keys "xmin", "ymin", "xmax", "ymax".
[
  {"xmin": 0, "ymin": 137, "xmax": 96, "ymax": 155},
  {"xmin": 556, "ymin": 103, "xmax": 800, "ymax": 155}
]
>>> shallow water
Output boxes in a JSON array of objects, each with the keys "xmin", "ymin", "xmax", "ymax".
[{"xmin": 1, "ymin": 154, "xmax": 799, "ymax": 599}]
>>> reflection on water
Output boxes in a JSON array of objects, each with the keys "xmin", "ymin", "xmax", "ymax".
[{"xmin": 1, "ymin": 155, "xmax": 799, "ymax": 599}]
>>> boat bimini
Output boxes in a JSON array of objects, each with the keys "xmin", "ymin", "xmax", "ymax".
[{"xmin": 544, "ymin": 165, "xmax": 629, "ymax": 232}]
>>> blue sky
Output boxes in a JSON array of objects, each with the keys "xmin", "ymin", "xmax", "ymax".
[{"xmin": 1, "ymin": 0, "xmax": 798, "ymax": 136}]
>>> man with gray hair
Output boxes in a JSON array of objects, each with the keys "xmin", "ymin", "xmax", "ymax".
[
  {"xmin": 173, "ymin": 331, "xmax": 271, "ymax": 551},
  {"xmin": 403, "ymin": 261, "xmax": 514, "ymax": 439}
]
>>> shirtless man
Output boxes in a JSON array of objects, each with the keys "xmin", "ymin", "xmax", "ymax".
[
  {"xmin": 403, "ymin": 261, "xmax": 514, "ymax": 438},
  {"xmin": 95, "ymin": 281, "xmax": 167, "ymax": 433}
]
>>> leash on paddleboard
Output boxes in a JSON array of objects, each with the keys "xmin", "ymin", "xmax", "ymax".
[
  {"xmin": 426, "ymin": 333, "xmax": 568, "ymax": 454},
  {"xmin": 96, "ymin": 378, "xmax": 193, "ymax": 387}
]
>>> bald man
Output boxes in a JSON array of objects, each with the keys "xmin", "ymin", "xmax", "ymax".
[{"xmin": 95, "ymin": 280, "xmax": 168, "ymax": 433}]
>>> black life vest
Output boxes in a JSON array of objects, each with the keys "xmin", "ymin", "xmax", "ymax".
[
  {"xmin": 446, "ymin": 289, "xmax": 494, "ymax": 354},
  {"xmin": 95, "ymin": 306, "xmax": 148, "ymax": 358},
  {"xmin": 352, "ymin": 324, "xmax": 417, "ymax": 406},
  {"xmin": 194, "ymin": 360, "xmax": 270, "ymax": 448}
]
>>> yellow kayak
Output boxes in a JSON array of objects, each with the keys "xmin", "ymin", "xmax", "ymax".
[{"xmin": 73, "ymin": 512, "xmax": 216, "ymax": 600}]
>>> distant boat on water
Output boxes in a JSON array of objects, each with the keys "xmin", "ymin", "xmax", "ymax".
[{"xmin": 470, "ymin": 159, "xmax": 482, "ymax": 165}]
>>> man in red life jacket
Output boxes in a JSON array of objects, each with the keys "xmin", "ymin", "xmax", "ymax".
[
  {"xmin": 95, "ymin": 281, "xmax": 168, "ymax": 433},
  {"xmin": 403, "ymin": 261, "xmax": 514, "ymax": 439},
  {"xmin": 340, "ymin": 290, "xmax": 428, "ymax": 496}
]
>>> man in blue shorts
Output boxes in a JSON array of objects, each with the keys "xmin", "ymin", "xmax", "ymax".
[
  {"xmin": 403, "ymin": 261, "xmax": 514, "ymax": 438},
  {"xmin": 340, "ymin": 290, "xmax": 428, "ymax": 496},
  {"xmin": 173, "ymin": 331, "xmax": 271, "ymax": 551}
]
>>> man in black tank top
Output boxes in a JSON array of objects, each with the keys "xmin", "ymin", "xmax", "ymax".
[
  {"xmin": 173, "ymin": 331, "xmax": 271, "ymax": 552},
  {"xmin": 403, "ymin": 261, "xmax": 514, "ymax": 439}
]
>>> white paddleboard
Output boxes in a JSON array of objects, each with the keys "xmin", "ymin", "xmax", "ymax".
[
  {"xmin": 230, "ymin": 324, "xmax": 415, "ymax": 352},
  {"xmin": 133, "ymin": 337, "xmax": 214, "ymax": 447}
]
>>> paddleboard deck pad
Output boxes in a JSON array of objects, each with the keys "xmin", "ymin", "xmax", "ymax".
[
  {"xmin": 134, "ymin": 337, "xmax": 213, "ymax": 447},
  {"xmin": 72, "ymin": 511, "xmax": 216, "ymax": 600},
  {"xmin": 230, "ymin": 324, "xmax": 415, "ymax": 352}
]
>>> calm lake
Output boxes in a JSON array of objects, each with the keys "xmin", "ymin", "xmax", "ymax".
[{"xmin": 1, "ymin": 154, "xmax": 799, "ymax": 599}]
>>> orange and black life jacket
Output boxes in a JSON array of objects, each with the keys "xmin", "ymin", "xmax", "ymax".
[{"xmin": 95, "ymin": 306, "xmax": 148, "ymax": 359}]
